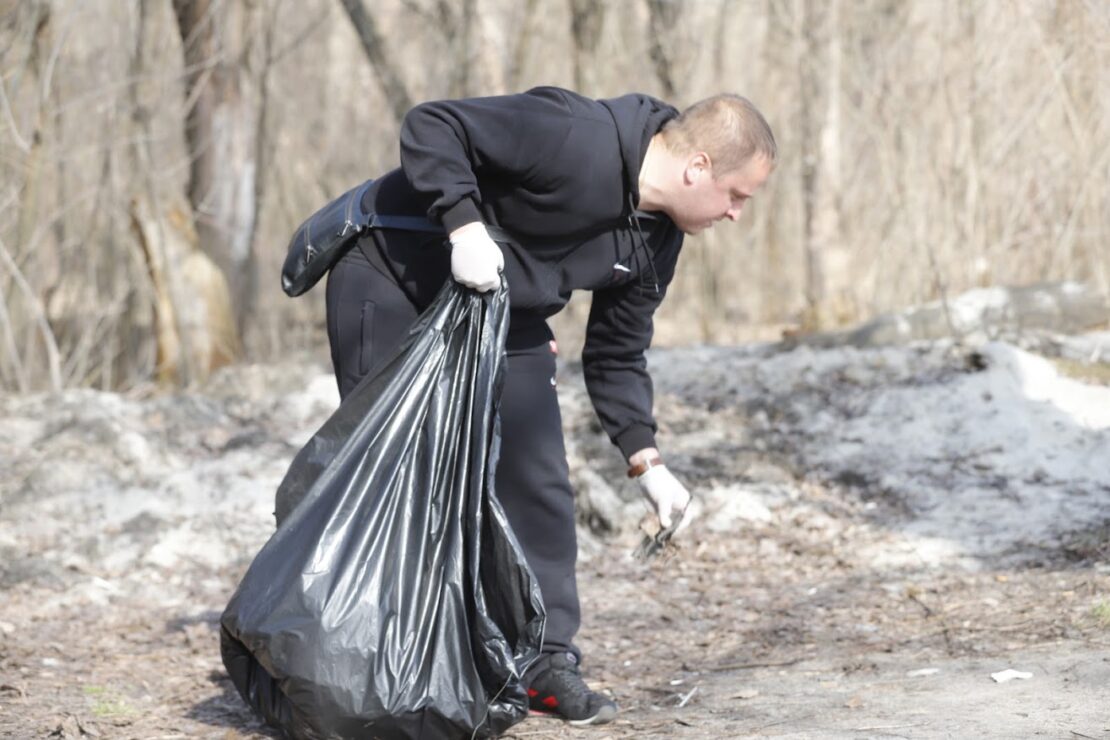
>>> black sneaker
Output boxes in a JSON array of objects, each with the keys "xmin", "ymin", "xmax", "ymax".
[{"xmin": 525, "ymin": 652, "xmax": 618, "ymax": 726}]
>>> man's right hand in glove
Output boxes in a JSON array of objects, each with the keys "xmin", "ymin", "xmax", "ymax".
[
  {"xmin": 637, "ymin": 464, "xmax": 691, "ymax": 530},
  {"xmin": 629, "ymin": 450, "xmax": 691, "ymax": 530},
  {"xmin": 449, "ymin": 222, "xmax": 504, "ymax": 292}
]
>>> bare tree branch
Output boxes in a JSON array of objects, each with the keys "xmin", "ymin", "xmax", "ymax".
[
  {"xmin": 269, "ymin": 5, "xmax": 331, "ymax": 65},
  {"xmin": 0, "ymin": 233, "xmax": 61, "ymax": 391},
  {"xmin": 338, "ymin": 0, "xmax": 413, "ymax": 122},
  {"xmin": 0, "ymin": 76, "xmax": 31, "ymax": 153}
]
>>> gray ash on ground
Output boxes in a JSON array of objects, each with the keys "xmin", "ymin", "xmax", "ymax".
[{"xmin": 2, "ymin": 336, "xmax": 1109, "ymax": 738}]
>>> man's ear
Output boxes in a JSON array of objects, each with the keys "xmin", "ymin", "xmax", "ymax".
[{"xmin": 684, "ymin": 152, "xmax": 711, "ymax": 184}]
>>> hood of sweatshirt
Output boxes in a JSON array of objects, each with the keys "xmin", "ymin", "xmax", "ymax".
[{"xmin": 598, "ymin": 93, "xmax": 680, "ymax": 210}]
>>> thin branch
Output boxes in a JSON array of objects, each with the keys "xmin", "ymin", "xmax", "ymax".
[
  {"xmin": 0, "ymin": 233, "xmax": 62, "ymax": 391},
  {"xmin": 38, "ymin": 2, "xmax": 75, "ymax": 104},
  {"xmin": 705, "ymin": 657, "xmax": 806, "ymax": 672},
  {"xmin": 0, "ymin": 76, "xmax": 31, "ymax": 153},
  {"xmin": 0, "ymin": 278, "xmax": 28, "ymax": 391},
  {"xmin": 268, "ymin": 5, "xmax": 332, "ymax": 65}
]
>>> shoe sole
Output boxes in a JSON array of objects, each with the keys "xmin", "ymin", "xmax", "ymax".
[
  {"xmin": 568, "ymin": 704, "xmax": 618, "ymax": 726},
  {"xmin": 530, "ymin": 704, "xmax": 619, "ymax": 727}
]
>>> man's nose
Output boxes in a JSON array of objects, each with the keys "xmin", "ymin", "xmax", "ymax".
[{"xmin": 725, "ymin": 205, "xmax": 743, "ymax": 221}]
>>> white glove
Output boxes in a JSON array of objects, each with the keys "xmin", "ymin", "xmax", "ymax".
[
  {"xmin": 636, "ymin": 464, "xmax": 691, "ymax": 529},
  {"xmin": 449, "ymin": 222, "xmax": 504, "ymax": 293}
]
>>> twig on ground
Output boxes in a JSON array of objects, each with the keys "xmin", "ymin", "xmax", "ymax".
[
  {"xmin": 706, "ymin": 657, "xmax": 806, "ymax": 672},
  {"xmin": 907, "ymin": 591, "xmax": 935, "ymax": 617},
  {"xmin": 751, "ymin": 713, "xmax": 815, "ymax": 732}
]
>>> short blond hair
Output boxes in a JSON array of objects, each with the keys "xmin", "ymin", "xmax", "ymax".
[{"xmin": 660, "ymin": 94, "xmax": 777, "ymax": 175}]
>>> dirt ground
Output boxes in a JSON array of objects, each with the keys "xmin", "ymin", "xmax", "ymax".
[
  {"xmin": 2, "ymin": 490, "xmax": 1108, "ymax": 739},
  {"xmin": 2, "ymin": 341, "xmax": 1110, "ymax": 739}
]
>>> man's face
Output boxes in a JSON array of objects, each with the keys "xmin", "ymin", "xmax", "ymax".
[{"xmin": 668, "ymin": 154, "xmax": 773, "ymax": 235}]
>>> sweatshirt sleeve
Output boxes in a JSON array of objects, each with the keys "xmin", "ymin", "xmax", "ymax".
[
  {"xmin": 582, "ymin": 227, "xmax": 684, "ymax": 460},
  {"xmin": 399, "ymin": 87, "xmax": 578, "ymax": 232}
]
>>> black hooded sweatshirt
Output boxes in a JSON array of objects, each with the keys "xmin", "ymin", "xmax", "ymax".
[{"xmin": 361, "ymin": 86, "xmax": 682, "ymax": 459}]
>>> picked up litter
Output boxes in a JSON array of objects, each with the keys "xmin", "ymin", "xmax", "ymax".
[
  {"xmin": 990, "ymin": 669, "xmax": 1033, "ymax": 683},
  {"xmin": 906, "ymin": 668, "xmax": 941, "ymax": 677}
]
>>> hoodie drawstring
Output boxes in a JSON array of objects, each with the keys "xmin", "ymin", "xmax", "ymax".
[{"xmin": 626, "ymin": 193, "xmax": 660, "ymax": 295}]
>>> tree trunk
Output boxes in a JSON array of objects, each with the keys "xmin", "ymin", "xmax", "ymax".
[
  {"xmin": 570, "ymin": 0, "xmax": 606, "ymax": 95},
  {"xmin": 130, "ymin": 196, "xmax": 239, "ymax": 387},
  {"xmin": 795, "ymin": 0, "xmax": 820, "ymax": 326},
  {"xmin": 506, "ymin": 0, "xmax": 541, "ymax": 92},
  {"xmin": 162, "ymin": 0, "xmax": 248, "ymax": 380},
  {"xmin": 645, "ymin": 0, "xmax": 678, "ymax": 98},
  {"xmin": 171, "ymin": 0, "xmax": 257, "ymax": 325},
  {"xmin": 5, "ymin": 1, "xmax": 58, "ymax": 391},
  {"xmin": 797, "ymin": 0, "xmax": 844, "ymax": 329},
  {"xmin": 812, "ymin": 0, "xmax": 845, "ymax": 322},
  {"xmin": 338, "ymin": 0, "xmax": 413, "ymax": 122}
]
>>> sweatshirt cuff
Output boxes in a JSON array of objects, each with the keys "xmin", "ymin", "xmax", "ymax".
[
  {"xmin": 441, "ymin": 198, "xmax": 483, "ymax": 234},
  {"xmin": 615, "ymin": 424, "xmax": 657, "ymax": 460}
]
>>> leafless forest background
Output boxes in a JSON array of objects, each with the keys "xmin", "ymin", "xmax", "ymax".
[{"xmin": 0, "ymin": 0, "xmax": 1107, "ymax": 392}]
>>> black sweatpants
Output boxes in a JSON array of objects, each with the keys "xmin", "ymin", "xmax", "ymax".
[{"xmin": 325, "ymin": 244, "xmax": 581, "ymax": 659}]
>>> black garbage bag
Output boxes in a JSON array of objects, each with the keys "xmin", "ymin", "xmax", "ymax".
[{"xmin": 220, "ymin": 280, "xmax": 545, "ymax": 739}]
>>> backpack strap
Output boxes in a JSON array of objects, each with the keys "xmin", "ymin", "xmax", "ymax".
[
  {"xmin": 282, "ymin": 178, "xmax": 519, "ymax": 298},
  {"xmin": 368, "ymin": 213, "xmax": 516, "ymax": 246}
]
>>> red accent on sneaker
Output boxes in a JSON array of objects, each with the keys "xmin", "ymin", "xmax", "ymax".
[
  {"xmin": 527, "ymin": 688, "xmax": 538, "ymax": 698},
  {"xmin": 542, "ymin": 695, "xmax": 559, "ymax": 708}
]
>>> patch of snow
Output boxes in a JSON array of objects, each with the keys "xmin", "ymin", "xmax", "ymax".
[
  {"xmin": 649, "ymin": 337, "xmax": 1110, "ymax": 565},
  {"xmin": 946, "ymin": 287, "xmax": 1011, "ymax": 330},
  {"xmin": 701, "ymin": 484, "xmax": 775, "ymax": 531},
  {"xmin": 988, "ymin": 342, "xmax": 1110, "ymax": 428},
  {"xmin": 0, "ymin": 363, "xmax": 336, "ymax": 593}
]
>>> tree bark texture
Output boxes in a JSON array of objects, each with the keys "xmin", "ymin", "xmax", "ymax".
[
  {"xmin": 646, "ymin": 0, "xmax": 678, "ymax": 98},
  {"xmin": 338, "ymin": 0, "xmax": 413, "ymax": 121},
  {"xmin": 570, "ymin": 0, "xmax": 606, "ymax": 95},
  {"xmin": 172, "ymin": 0, "xmax": 258, "ymax": 320},
  {"xmin": 796, "ymin": 0, "xmax": 845, "ymax": 328},
  {"xmin": 130, "ymin": 196, "xmax": 239, "ymax": 386}
]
